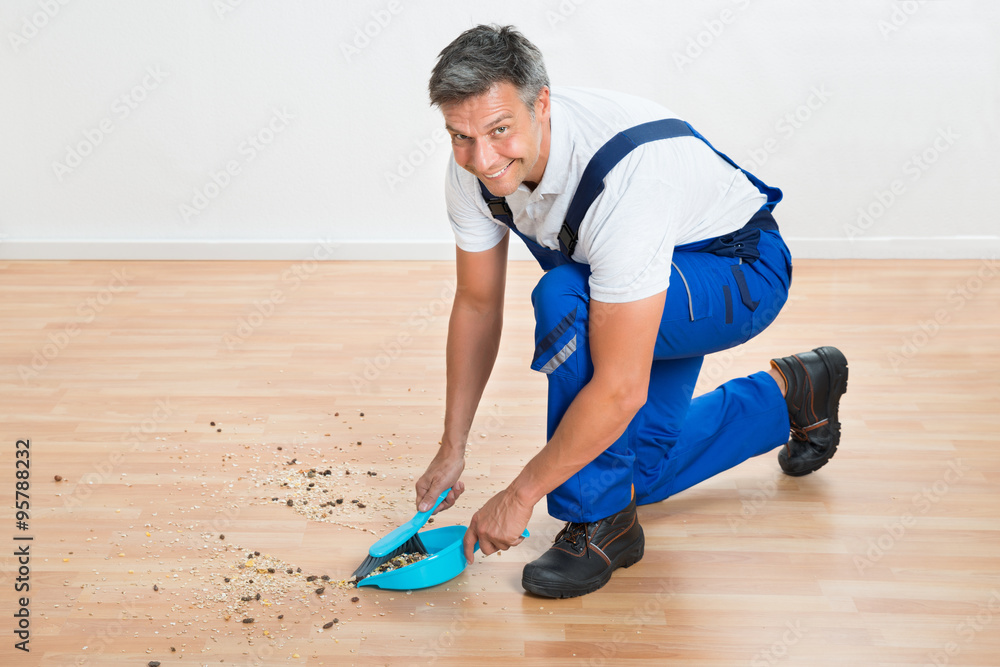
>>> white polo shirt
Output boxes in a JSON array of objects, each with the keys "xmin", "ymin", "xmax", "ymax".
[{"xmin": 444, "ymin": 86, "xmax": 767, "ymax": 303}]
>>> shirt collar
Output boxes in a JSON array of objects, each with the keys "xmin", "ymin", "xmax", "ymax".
[{"xmin": 520, "ymin": 95, "xmax": 571, "ymax": 203}]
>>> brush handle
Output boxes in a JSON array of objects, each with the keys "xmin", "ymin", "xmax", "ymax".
[{"xmin": 370, "ymin": 488, "xmax": 451, "ymax": 558}]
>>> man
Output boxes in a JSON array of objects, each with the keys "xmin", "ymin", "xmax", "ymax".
[{"xmin": 414, "ymin": 24, "xmax": 847, "ymax": 599}]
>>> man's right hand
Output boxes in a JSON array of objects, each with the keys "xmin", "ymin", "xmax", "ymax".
[{"xmin": 415, "ymin": 445, "xmax": 466, "ymax": 513}]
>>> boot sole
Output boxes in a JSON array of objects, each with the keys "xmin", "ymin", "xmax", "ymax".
[
  {"xmin": 779, "ymin": 346, "xmax": 849, "ymax": 476},
  {"xmin": 522, "ymin": 530, "xmax": 645, "ymax": 599}
]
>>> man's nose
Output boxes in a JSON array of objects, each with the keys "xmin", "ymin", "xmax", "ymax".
[{"xmin": 471, "ymin": 139, "xmax": 499, "ymax": 173}]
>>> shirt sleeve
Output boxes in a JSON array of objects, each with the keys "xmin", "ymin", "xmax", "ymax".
[
  {"xmin": 444, "ymin": 160, "xmax": 508, "ymax": 253},
  {"xmin": 580, "ymin": 173, "xmax": 682, "ymax": 304}
]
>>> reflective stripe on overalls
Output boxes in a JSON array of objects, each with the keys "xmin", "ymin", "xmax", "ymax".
[{"xmin": 478, "ymin": 119, "xmax": 794, "ymax": 522}]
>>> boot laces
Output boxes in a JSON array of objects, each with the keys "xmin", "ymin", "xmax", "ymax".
[
  {"xmin": 554, "ymin": 521, "xmax": 592, "ymax": 556},
  {"xmin": 790, "ymin": 425, "xmax": 809, "ymax": 441}
]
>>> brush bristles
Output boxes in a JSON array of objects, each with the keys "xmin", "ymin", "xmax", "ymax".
[{"xmin": 352, "ymin": 533, "xmax": 429, "ymax": 581}]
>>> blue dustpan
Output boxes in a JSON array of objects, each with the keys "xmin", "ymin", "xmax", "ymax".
[{"xmin": 356, "ymin": 525, "xmax": 529, "ymax": 590}]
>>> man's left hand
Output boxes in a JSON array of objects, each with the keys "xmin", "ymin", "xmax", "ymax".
[{"xmin": 463, "ymin": 487, "xmax": 532, "ymax": 563}]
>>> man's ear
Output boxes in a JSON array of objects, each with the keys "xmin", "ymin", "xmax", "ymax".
[{"xmin": 534, "ymin": 86, "xmax": 551, "ymax": 122}]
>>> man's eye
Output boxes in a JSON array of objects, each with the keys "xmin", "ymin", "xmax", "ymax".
[
  {"xmin": 452, "ymin": 134, "xmax": 469, "ymax": 142},
  {"xmin": 494, "ymin": 127, "xmax": 507, "ymax": 135}
]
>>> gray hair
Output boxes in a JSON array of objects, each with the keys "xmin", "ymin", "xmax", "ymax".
[{"xmin": 428, "ymin": 24, "xmax": 549, "ymax": 117}]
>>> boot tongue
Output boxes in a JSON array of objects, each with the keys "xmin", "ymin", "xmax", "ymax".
[{"xmin": 558, "ymin": 522, "xmax": 591, "ymax": 554}]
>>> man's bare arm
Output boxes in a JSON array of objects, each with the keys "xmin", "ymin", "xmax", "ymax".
[
  {"xmin": 415, "ymin": 233, "xmax": 509, "ymax": 513},
  {"xmin": 466, "ymin": 289, "xmax": 666, "ymax": 558}
]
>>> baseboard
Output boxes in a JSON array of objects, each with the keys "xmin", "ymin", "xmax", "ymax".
[
  {"xmin": 0, "ymin": 239, "xmax": 462, "ymax": 261},
  {"xmin": 1, "ymin": 237, "xmax": 997, "ymax": 260},
  {"xmin": 783, "ymin": 236, "xmax": 1000, "ymax": 260}
]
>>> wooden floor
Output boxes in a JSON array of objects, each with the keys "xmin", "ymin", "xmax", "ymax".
[{"xmin": 2, "ymin": 258, "xmax": 999, "ymax": 667}]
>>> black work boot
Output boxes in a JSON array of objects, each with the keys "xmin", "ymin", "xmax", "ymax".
[
  {"xmin": 770, "ymin": 346, "xmax": 849, "ymax": 476},
  {"xmin": 521, "ymin": 493, "xmax": 644, "ymax": 598}
]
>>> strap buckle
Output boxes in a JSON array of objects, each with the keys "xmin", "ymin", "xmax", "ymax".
[
  {"xmin": 558, "ymin": 223, "xmax": 578, "ymax": 257},
  {"xmin": 486, "ymin": 198, "xmax": 512, "ymax": 218}
]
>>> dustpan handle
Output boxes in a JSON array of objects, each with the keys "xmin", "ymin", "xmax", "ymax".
[{"xmin": 472, "ymin": 529, "xmax": 530, "ymax": 555}]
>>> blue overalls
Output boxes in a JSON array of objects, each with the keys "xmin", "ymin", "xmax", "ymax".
[{"xmin": 480, "ymin": 119, "xmax": 794, "ymax": 522}]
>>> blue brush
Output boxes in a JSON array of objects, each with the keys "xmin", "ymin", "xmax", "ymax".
[{"xmin": 352, "ymin": 488, "xmax": 450, "ymax": 580}]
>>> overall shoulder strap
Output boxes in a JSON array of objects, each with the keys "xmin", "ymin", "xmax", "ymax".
[
  {"xmin": 478, "ymin": 180, "xmax": 515, "ymax": 225},
  {"xmin": 558, "ymin": 119, "xmax": 783, "ymax": 258},
  {"xmin": 476, "ymin": 180, "xmax": 571, "ymax": 271},
  {"xmin": 480, "ymin": 118, "xmax": 783, "ymax": 262},
  {"xmin": 558, "ymin": 119, "xmax": 694, "ymax": 258}
]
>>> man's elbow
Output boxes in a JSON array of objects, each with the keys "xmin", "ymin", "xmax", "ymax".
[
  {"xmin": 619, "ymin": 390, "xmax": 648, "ymax": 421},
  {"xmin": 596, "ymin": 378, "xmax": 648, "ymax": 423},
  {"xmin": 453, "ymin": 292, "xmax": 503, "ymax": 322}
]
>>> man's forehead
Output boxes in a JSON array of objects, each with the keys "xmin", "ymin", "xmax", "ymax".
[{"xmin": 441, "ymin": 82, "xmax": 525, "ymax": 127}]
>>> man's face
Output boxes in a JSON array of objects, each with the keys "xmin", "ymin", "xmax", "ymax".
[{"xmin": 441, "ymin": 82, "xmax": 550, "ymax": 198}]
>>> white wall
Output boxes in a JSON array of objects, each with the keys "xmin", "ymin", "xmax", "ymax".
[{"xmin": 2, "ymin": 0, "xmax": 997, "ymax": 260}]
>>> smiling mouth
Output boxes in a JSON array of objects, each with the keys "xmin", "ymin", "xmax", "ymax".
[{"xmin": 484, "ymin": 160, "xmax": 514, "ymax": 179}]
